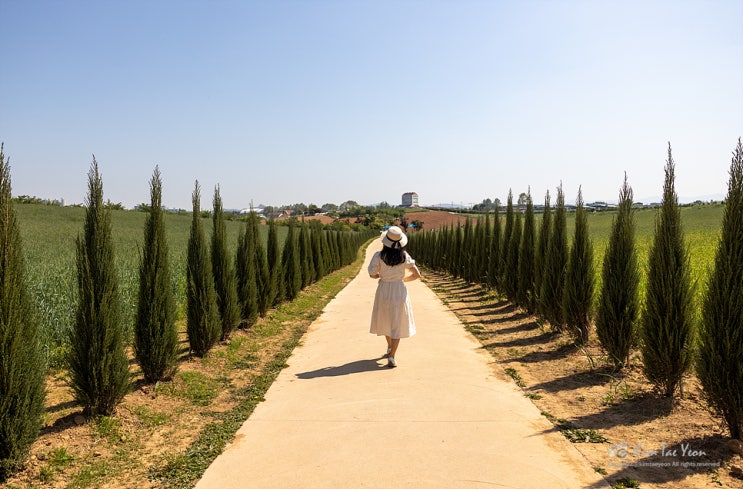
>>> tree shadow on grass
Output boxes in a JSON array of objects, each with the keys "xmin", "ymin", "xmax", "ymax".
[
  {"xmin": 478, "ymin": 311, "xmax": 531, "ymax": 325},
  {"xmin": 296, "ymin": 359, "xmax": 387, "ymax": 379},
  {"xmin": 584, "ymin": 434, "xmax": 736, "ymax": 488},
  {"xmin": 450, "ymin": 301, "xmax": 510, "ymax": 312},
  {"xmin": 471, "ymin": 320, "xmax": 540, "ymax": 339},
  {"xmin": 40, "ymin": 411, "xmax": 84, "ymax": 436},
  {"xmin": 527, "ymin": 365, "xmax": 615, "ymax": 394},
  {"xmin": 570, "ymin": 392, "xmax": 675, "ymax": 430},
  {"xmin": 483, "ymin": 331, "xmax": 558, "ymax": 349},
  {"xmin": 505, "ymin": 341, "xmax": 575, "ymax": 364}
]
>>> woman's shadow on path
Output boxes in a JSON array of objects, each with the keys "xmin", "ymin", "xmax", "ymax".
[{"xmin": 296, "ymin": 359, "xmax": 387, "ymax": 379}]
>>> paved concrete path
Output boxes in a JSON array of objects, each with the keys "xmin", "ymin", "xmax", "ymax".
[{"xmin": 196, "ymin": 242, "xmax": 609, "ymax": 489}]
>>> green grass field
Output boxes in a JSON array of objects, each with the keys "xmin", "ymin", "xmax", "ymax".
[
  {"xmin": 560, "ymin": 203, "xmax": 723, "ymax": 311},
  {"xmin": 15, "ymin": 202, "xmax": 725, "ymax": 368},
  {"xmin": 16, "ymin": 203, "xmax": 283, "ymax": 367}
]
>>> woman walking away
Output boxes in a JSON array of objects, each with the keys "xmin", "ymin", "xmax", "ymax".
[{"xmin": 368, "ymin": 226, "xmax": 421, "ymax": 368}]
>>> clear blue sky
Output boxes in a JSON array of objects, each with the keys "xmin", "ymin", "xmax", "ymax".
[{"xmin": 1, "ymin": 0, "xmax": 741, "ymax": 210}]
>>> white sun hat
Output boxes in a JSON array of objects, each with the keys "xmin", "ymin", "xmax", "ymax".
[{"xmin": 381, "ymin": 226, "xmax": 408, "ymax": 248}]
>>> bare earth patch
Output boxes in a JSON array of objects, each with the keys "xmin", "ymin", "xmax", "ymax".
[{"xmin": 423, "ymin": 270, "xmax": 743, "ymax": 489}]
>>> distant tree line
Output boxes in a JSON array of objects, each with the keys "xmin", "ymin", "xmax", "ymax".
[{"xmin": 408, "ymin": 138, "xmax": 743, "ymax": 441}]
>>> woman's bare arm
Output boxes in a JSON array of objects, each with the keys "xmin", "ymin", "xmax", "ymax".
[{"xmin": 403, "ymin": 264, "xmax": 421, "ymax": 282}]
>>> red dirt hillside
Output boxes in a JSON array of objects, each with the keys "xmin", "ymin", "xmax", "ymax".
[{"xmin": 403, "ymin": 210, "xmax": 467, "ymax": 231}]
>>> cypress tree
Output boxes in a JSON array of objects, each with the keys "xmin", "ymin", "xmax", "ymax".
[
  {"xmin": 332, "ymin": 231, "xmax": 341, "ymax": 269},
  {"xmin": 518, "ymin": 189, "xmax": 536, "ymax": 312},
  {"xmin": 481, "ymin": 211, "xmax": 492, "ymax": 286},
  {"xmin": 251, "ymin": 214, "xmax": 271, "ymax": 317},
  {"xmin": 462, "ymin": 218, "xmax": 474, "ymax": 282},
  {"xmin": 211, "ymin": 186, "xmax": 240, "ymax": 341},
  {"xmin": 282, "ymin": 218, "xmax": 302, "ymax": 301},
  {"xmin": 505, "ymin": 213, "xmax": 522, "ymax": 301},
  {"xmin": 535, "ymin": 191, "xmax": 551, "ymax": 313},
  {"xmin": 68, "ymin": 157, "xmax": 130, "ymax": 415},
  {"xmin": 540, "ymin": 184, "xmax": 568, "ymax": 329},
  {"xmin": 267, "ymin": 219, "xmax": 284, "ymax": 306},
  {"xmin": 310, "ymin": 221, "xmax": 326, "ymax": 282},
  {"xmin": 298, "ymin": 219, "xmax": 314, "ymax": 288},
  {"xmin": 698, "ymin": 138, "xmax": 743, "ymax": 439},
  {"xmin": 501, "ymin": 190, "xmax": 515, "ymax": 287},
  {"xmin": 488, "ymin": 203, "xmax": 501, "ymax": 289},
  {"xmin": 0, "ymin": 145, "xmax": 46, "ymax": 480},
  {"xmin": 134, "ymin": 167, "xmax": 178, "ymax": 383},
  {"xmin": 641, "ymin": 144, "xmax": 696, "ymax": 397},
  {"xmin": 453, "ymin": 222, "xmax": 463, "ymax": 278},
  {"xmin": 596, "ymin": 175, "xmax": 640, "ymax": 369},
  {"xmin": 563, "ymin": 187, "xmax": 595, "ymax": 344},
  {"xmin": 236, "ymin": 212, "xmax": 259, "ymax": 327},
  {"xmin": 186, "ymin": 181, "xmax": 220, "ymax": 356}
]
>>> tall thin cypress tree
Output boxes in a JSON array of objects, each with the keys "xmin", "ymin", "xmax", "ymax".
[
  {"xmin": 462, "ymin": 218, "xmax": 474, "ymax": 282},
  {"xmin": 211, "ymin": 186, "xmax": 240, "ymax": 341},
  {"xmin": 518, "ymin": 189, "xmax": 536, "ymax": 312},
  {"xmin": 481, "ymin": 211, "xmax": 492, "ymax": 286},
  {"xmin": 267, "ymin": 219, "xmax": 284, "ymax": 306},
  {"xmin": 596, "ymin": 175, "xmax": 640, "ymax": 369},
  {"xmin": 310, "ymin": 221, "xmax": 326, "ymax": 283},
  {"xmin": 134, "ymin": 167, "xmax": 178, "ymax": 383},
  {"xmin": 298, "ymin": 219, "xmax": 313, "ymax": 288},
  {"xmin": 563, "ymin": 186, "xmax": 595, "ymax": 344},
  {"xmin": 282, "ymin": 218, "xmax": 302, "ymax": 301},
  {"xmin": 535, "ymin": 191, "xmax": 551, "ymax": 314},
  {"xmin": 641, "ymin": 144, "xmax": 696, "ymax": 397},
  {"xmin": 541, "ymin": 184, "xmax": 568, "ymax": 329},
  {"xmin": 68, "ymin": 157, "xmax": 130, "ymax": 415},
  {"xmin": 698, "ymin": 138, "xmax": 743, "ymax": 439},
  {"xmin": 501, "ymin": 190, "xmax": 515, "ymax": 288},
  {"xmin": 505, "ymin": 213, "xmax": 522, "ymax": 301},
  {"xmin": 186, "ymin": 181, "xmax": 220, "ymax": 356},
  {"xmin": 251, "ymin": 214, "xmax": 271, "ymax": 317},
  {"xmin": 488, "ymin": 203, "xmax": 501, "ymax": 289},
  {"xmin": 0, "ymin": 145, "xmax": 46, "ymax": 480},
  {"xmin": 236, "ymin": 212, "xmax": 259, "ymax": 327},
  {"xmin": 453, "ymin": 222, "xmax": 463, "ymax": 278}
]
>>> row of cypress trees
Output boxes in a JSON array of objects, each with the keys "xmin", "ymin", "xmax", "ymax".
[
  {"xmin": 408, "ymin": 139, "xmax": 743, "ymax": 440},
  {"xmin": 184, "ymin": 179, "xmax": 373, "ymax": 358},
  {"xmin": 0, "ymin": 154, "xmax": 374, "ymax": 479}
]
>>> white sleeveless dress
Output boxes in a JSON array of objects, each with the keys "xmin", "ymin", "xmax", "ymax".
[{"xmin": 368, "ymin": 251, "xmax": 417, "ymax": 339}]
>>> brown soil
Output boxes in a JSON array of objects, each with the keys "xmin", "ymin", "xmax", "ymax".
[
  {"xmin": 423, "ymin": 270, "xmax": 743, "ymax": 488},
  {"xmin": 276, "ymin": 214, "xmax": 337, "ymax": 225},
  {"xmin": 403, "ymin": 209, "xmax": 468, "ymax": 231}
]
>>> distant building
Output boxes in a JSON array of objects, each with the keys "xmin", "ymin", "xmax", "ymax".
[{"xmin": 402, "ymin": 192, "xmax": 419, "ymax": 207}]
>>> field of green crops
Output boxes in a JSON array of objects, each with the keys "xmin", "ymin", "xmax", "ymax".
[
  {"xmin": 16, "ymin": 202, "xmax": 725, "ymax": 368},
  {"xmin": 563, "ymin": 203, "xmax": 724, "ymax": 309},
  {"xmin": 15, "ymin": 203, "xmax": 285, "ymax": 368}
]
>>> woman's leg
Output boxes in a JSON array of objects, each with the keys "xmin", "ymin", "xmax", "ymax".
[{"xmin": 389, "ymin": 338, "xmax": 401, "ymax": 358}]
